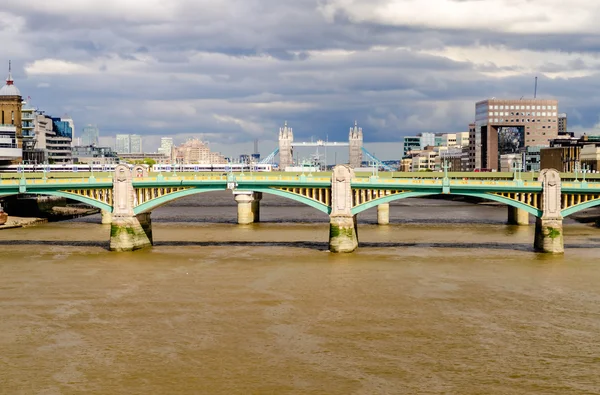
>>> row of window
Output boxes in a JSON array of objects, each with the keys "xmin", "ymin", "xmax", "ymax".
[
  {"xmin": 490, "ymin": 104, "xmax": 557, "ymax": 110},
  {"xmin": 489, "ymin": 112, "xmax": 557, "ymax": 117},
  {"xmin": 491, "ymin": 118, "xmax": 556, "ymax": 124}
]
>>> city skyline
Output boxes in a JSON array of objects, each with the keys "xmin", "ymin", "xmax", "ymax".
[{"xmin": 2, "ymin": 0, "xmax": 600, "ymax": 161}]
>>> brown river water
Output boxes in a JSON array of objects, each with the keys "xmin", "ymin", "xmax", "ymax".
[{"xmin": 1, "ymin": 191, "xmax": 600, "ymax": 394}]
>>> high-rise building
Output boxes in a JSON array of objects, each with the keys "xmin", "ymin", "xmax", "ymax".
[
  {"xmin": 81, "ymin": 124, "xmax": 99, "ymax": 146},
  {"xmin": 130, "ymin": 134, "xmax": 142, "ymax": 154},
  {"xmin": 61, "ymin": 116, "xmax": 75, "ymax": 146},
  {"xmin": 33, "ymin": 113, "xmax": 72, "ymax": 163},
  {"xmin": 115, "ymin": 134, "xmax": 143, "ymax": 154},
  {"xmin": 115, "ymin": 134, "xmax": 130, "ymax": 153},
  {"xmin": 473, "ymin": 98, "xmax": 559, "ymax": 171},
  {"xmin": 0, "ymin": 61, "xmax": 22, "ymax": 162},
  {"xmin": 158, "ymin": 137, "xmax": 173, "ymax": 160},
  {"xmin": 558, "ymin": 113, "xmax": 570, "ymax": 137}
]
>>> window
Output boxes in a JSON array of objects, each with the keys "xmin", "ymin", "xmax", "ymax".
[
  {"xmin": 526, "ymin": 106, "xmax": 531, "ymax": 110},
  {"xmin": 500, "ymin": 105, "xmax": 504, "ymax": 110},
  {"xmin": 537, "ymin": 105, "xmax": 541, "ymax": 110},
  {"xmin": 542, "ymin": 105, "xmax": 547, "ymax": 110},
  {"xmin": 510, "ymin": 105, "xmax": 515, "ymax": 110},
  {"xmin": 552, "ymin": 105, "xmax": 557, "ymax": 110},
  {"xmin": 542, "ymin": 112, "xmax": 547, "ymax": 116},
  {"xmin": 537, "ymin": 112, "xmax": 541, "ymax": 116}
]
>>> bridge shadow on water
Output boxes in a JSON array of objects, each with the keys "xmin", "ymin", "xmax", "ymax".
[{"xmin": 1, "ymin": 239, "xmax": 600, "ymax": 252}]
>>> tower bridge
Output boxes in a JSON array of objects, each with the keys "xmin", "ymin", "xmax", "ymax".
[
  {"xmin": 262, "ymin": 121, "xmax": 366, "ymax": 169},
  {"xmin": 1, "ymin": 164, "xmax": 598, "ymax": 254}
]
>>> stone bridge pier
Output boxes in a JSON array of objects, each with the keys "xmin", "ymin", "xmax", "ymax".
[
  {"xmin": 233, "ymin": 191, "xmax": 262, "ymax": 225},
  {"xmin": 507, "ymin": 207, "xmax": 529, "ymax": 226},
  {"xmin": 109, "ymin": 164, "xmax": 153, "ymax": 252},
  {"xmin": 329, "ymin": 165, "xmax": 358, "ymax": 253},
  {"xmin": 534, "ymin": 169, "xmax": 563, "ymax": 254}
]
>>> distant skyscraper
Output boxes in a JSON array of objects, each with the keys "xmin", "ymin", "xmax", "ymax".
[
  {"xmin": 130, "ymin": 134, "xmax": 142, "ymax": 154},
  {"xmin": 115, "ymin": 134, "xmax": 130, "ymax": 153},
  {"xmin": 81, "ymin": 124, "xmax": 99, "ymax": 146},
  {"xmin": 158, "ymin": 137, "xmax": 173, "ymax": 159},
  {"xmin": 61, "ymin": 116, "xmax": 75, "ymax": 146}
]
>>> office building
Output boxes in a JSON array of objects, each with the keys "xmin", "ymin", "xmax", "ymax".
[
  {"xmin": 81, "ymin": 124, "xmax": 99, "ymax": 146},
  {"xmin": 33, "ymin": 113, "xmax": 72, "ymax": 163},
  {"xmin": 73, "ymin": 145, "xmax": 119, "ymax": 165},
  {"xmin": 473, "ymin": 98, "xmax": 559, "ymax": 171},
  {"xmin": 540, "ymin": 135, "xmax": 600, "ymax": 172},
  {"xmin": 130, "ymin": 134, "xmax": 142, "ymax": 154},
  {"xmin": 158, "ymin": 137, "xmax": 173, "ymax": 160},
  {"xmin": 557, "ymin": 113, "xmax": 572, "ymax": 137},
  {"xmin": 115, "ymin": 134, "xmax": 130, "ymax": 153},
  {"xmin": 115, "ymin": 134, "xmax": 143, "ymax": 154},
  {"xmin": 173, "ymin": 139, "xmax": 227, "ymax": 164},
  {"xmin": 61, "ymin": 116, "xmax": 75, "ymax": 146}
]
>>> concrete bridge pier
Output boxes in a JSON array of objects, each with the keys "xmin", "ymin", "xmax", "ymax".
[
  {"xmin": 109, "ymin": 164, "xmax": 153, "ymax": 252},
  {"xmin": 234, "ymin": 191, "xmax": 261, "ymax": 224},
  {"xmin": 329, "ymin": 165, "xmax": 358, "ymax": 253},
  {"xmin": 377, "ymin": 203, "xmax": 390, "ymax": 225},
  {"xmin": 101, "ymin": 210, "xmax": 112, "ymax": 224},
  {"xmin": 507, "ymin": 207, "xmax": 529, "ymax": 226},
  {"xmin": 533, "ymin": 169, "xmax": 564, "ymax": 254}
]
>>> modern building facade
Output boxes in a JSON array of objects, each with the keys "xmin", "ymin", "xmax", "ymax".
[
  {"xmin": 473, "ymin": 98, "xmax": 559, "ymax": 171},
  {"xmin": 115, "ymin": 134, "xmax": 142, "ymax": 154},
  {"xmin": 158, "ymin": 137, "xmax": 173, "ymax": 160},
  {"xmin": 558, "ymin": 113, "xmax": 569, "ymax": 136},
  {"xmin": 81, "ymin": 124, "xmax": 99, "ymax": 146},
  {"xmin": 130, "ymin": 134, "xmax": 142, "ymax": 154},
  {"xmin": 33, "ymin": 114, "xmax": 72, "ymax": 163},
  {"xmin": 73, "ymin": 145, "xmax": 119, "ymax": 165},
  {"xmin": 61, "ymin": 116, "xmax": 75, "ymax": 146}
]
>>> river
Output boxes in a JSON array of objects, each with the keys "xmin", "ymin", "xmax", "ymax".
[{"xmin": 1, "ymin": 192, "xmax": 599, "ymax": 394}]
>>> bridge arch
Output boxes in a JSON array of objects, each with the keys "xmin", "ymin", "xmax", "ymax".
[
  {"xmin": 351, "ymin": 191, "xmax": 542, "ymax": 217},
  {"xmin": 561, "ymin": 199, "xmax": 600, "ymax": 218},
  {"xmin": 133, "ymin": 186, "xmax": 331, "ymax": 215},
  {"xmin": 0, "ymin": 191, "xmax": 113, "ymax": 213}
]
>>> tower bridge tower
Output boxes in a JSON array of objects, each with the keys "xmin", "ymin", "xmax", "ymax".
[
  {"xmin": 278, "ymin": 121, "xmax": 294, "ymax": 170},
  {"xmin": 349, "ymin": 120, "xmax": 363, "ymax": 168}
]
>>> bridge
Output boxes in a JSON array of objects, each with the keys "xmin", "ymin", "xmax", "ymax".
[
  {"xmin": 261, "ymin": 121, "xmax": 370, "ymax": 169},
  {"xmin": 0, "ymin": 164, "xmax": 598, "ymax": 254}
]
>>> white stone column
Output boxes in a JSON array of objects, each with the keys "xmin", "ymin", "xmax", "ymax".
[
  {"xmin": 534, "ymin": 169, "xmax": 564, "ymax": 253},
  {"xmin": 377, "ymin": 203, "xmax": 390, "ymax": 225},
  {"xmin": 234, "ymin": 191, "xmax": 260, "ymax": 224},
  {"xmin": 109, "ymin": 164, "xmax": 153, "ymax": 252},
  {"xmin": 329, "ymin": 165, "xmax": 358, "ymax": 253},
  {"xmin": 507, "ymin": 206, "xmax": 529, "ymax": 226}
]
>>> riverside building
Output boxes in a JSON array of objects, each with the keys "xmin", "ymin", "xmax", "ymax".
[{"xmin": 471, "ymin": 98, "xmax": 559, "ymax": 171}]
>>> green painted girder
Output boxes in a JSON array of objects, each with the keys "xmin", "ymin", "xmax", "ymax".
[
  {"xmin": 352, "ymin": 182, "xmax": 542, "ymax": 193},
  {"xmin": 133, "ymin": 188, "xmax": 225, "ymax": 215},
  {"xmin": 351, "ymin": 189, "xmax": 543, "ymax": 217},
  {"xmin": 237, "ymin": 187, "xmax": 331, "ymax": 214},
  {"xmin": 561, "ymin": 200, "xmax": 600, "ymax": 218},
  {"xmin": 0, "ymin": 189, "xmax": 113, "ymax": 212}
]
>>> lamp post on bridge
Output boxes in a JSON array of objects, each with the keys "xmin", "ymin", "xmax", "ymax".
[
  {"xmin": 512, "ymin": 160, "xmax": 522, "ymax": 183},
  {"xmin": 574, "ymin": 162, "xmax": 580, "ymax": 182},
  {"xmin": 582, "ymin": 163, "xmax": 589, "ymax": 184}
]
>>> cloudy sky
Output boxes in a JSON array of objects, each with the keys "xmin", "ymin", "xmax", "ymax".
[{"xmin": 1, "ymin": 0, "xmax": 599, "ymax": 160}]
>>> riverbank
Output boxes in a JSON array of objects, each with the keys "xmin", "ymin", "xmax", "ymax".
[{"xmin": 0, "ymin": 216, "xmax": 47, "ymax": 230}]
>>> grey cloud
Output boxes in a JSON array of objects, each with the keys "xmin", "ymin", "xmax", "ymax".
[{"xmin": 1, "ymin": 0, "xmax": 599, "ymax": 161}]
